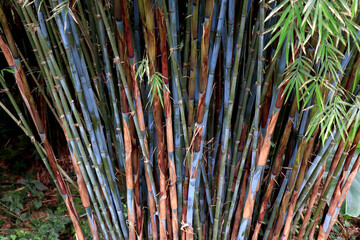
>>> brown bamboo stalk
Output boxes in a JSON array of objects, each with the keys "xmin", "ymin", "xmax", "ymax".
[
  {"xmin": 322, "ymin": 139, "xmax": 346, "ymax": 196},
  {"xmin": 187, "ymin": 0, "xmax": 198, "ymax": 138},
  {"xmin": 303, "ymin": 128, "xmax": 349, "ymax": 238},
  {"xmin": 135, "ymin": 0, "xmax": 160, "ymax": 238},
  {"xmin": 182, "ymin": 173, "xmax": 189, "ymax": 240},
  {"xmin": 297, "ymin": 165, "xmax": 325, "ymax": 240},
  {"xmin": 63, "ymin": 128, "xmax": 100, "ymax": 240},
  {"xmin": 271, "ymin": 141, "xmax": 306, "ymax": 240},
  {"xmin": 141, "ymin": 0, "xmax": 167, "ymax": 238},
  {"xmin": 231, "ymin": 147, "xmax": 252, "ymax": 240},
  {"xmin": 318, "ymin": 127, "xmax": 360, "ymax": 239},
  {"xmin": 325, "ymin": 154, "xmax": 360, "ymax": 238},
  {"xmin": 115, "ymin": 5, "xmax": 138, "ymax": 237},
  {"xmin": 123, "ymin": 102, "xmax": 136, "ymax": 239},
  {"xmin": 252, "ymin": 98, "xmax": 297, "ymax": 239},
  {"xmin": 281, "ymin": 137, "xmax": 315, "ymax": 239},
  {"xmin": 242, "ymin": 84, "xmax": 287, "ymax": 238},
  {"xmin": 118, "ymin": 1, "xmax": 145, "ymax": 236},
  {"xmin": 157, "ymin": 6, "xmax": 179, "ymax": 240}
]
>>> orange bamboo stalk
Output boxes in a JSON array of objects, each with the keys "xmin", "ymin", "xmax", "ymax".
[
  {"xmin": 319, "ymin": 127, "xmax": 360, "ymax": 239},
  {"xmin": 157, "ymin": 6, "xmax": 179, "ymax": 240},
  {"xmin": 231, "ymin": 149, "xmax": 252, "ymax": 240},
  {"xmin": 297, "ymin": 166, "xmax": 325, "ymax": 240}
]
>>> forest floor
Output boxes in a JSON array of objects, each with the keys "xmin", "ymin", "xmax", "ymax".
[{"xmin": 0, "ymin": 152, "xmax": 79, "ymax": 240}]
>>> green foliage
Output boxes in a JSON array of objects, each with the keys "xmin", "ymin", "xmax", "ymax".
[
  {"xmin": 135, "ymin": 58, "xmax": 169, "ymax": 108},
  {"xmin": 268, "ymin": 0, "xmax": 360, "ymax": 144},
  {"xmin": 0, "ymin": 212, "xmax": 71, "ymax": 240},
  {"xmin": 0, "ymin": 174, "xmax": 76, "ymax": 240},
  {"xmin": 341, "ymin": 170, "xmax": 360, "ymax": 218},
  {"xmin": 306, "ymin": 96, "xmax": 351, "ymax": 144},
  {"xmin": 281, "ymin": 54, "xmax": 313, "ymax": 108},
  {"xmin": 46, "ymin": 0, "xmax": 78, "ymax": 31}
]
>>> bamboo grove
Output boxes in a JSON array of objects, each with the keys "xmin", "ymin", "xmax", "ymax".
[{"xmin": 1, "ymin": 0, "xmax": 360, "ymax": 239}]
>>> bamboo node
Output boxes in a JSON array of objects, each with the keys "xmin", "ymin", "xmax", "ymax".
[
  {"xmin": 113, "ymin": 57, "xmax": 120, "ymax": 63},
  {"xmin": 320, "ymin": 197, "xmax": 327, "ymax": 202},
  {"xmin": 0, "ymin": 88, "xmax": 9, "ymax": 93},
  {"xmin": 180, "ymin": 221, "xmax": 195, "ymax": 235}
]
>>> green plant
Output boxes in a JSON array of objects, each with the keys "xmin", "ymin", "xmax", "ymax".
[{"xmin": 0, "ymin": 173, "xmax": 79, "ymax": 240}]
